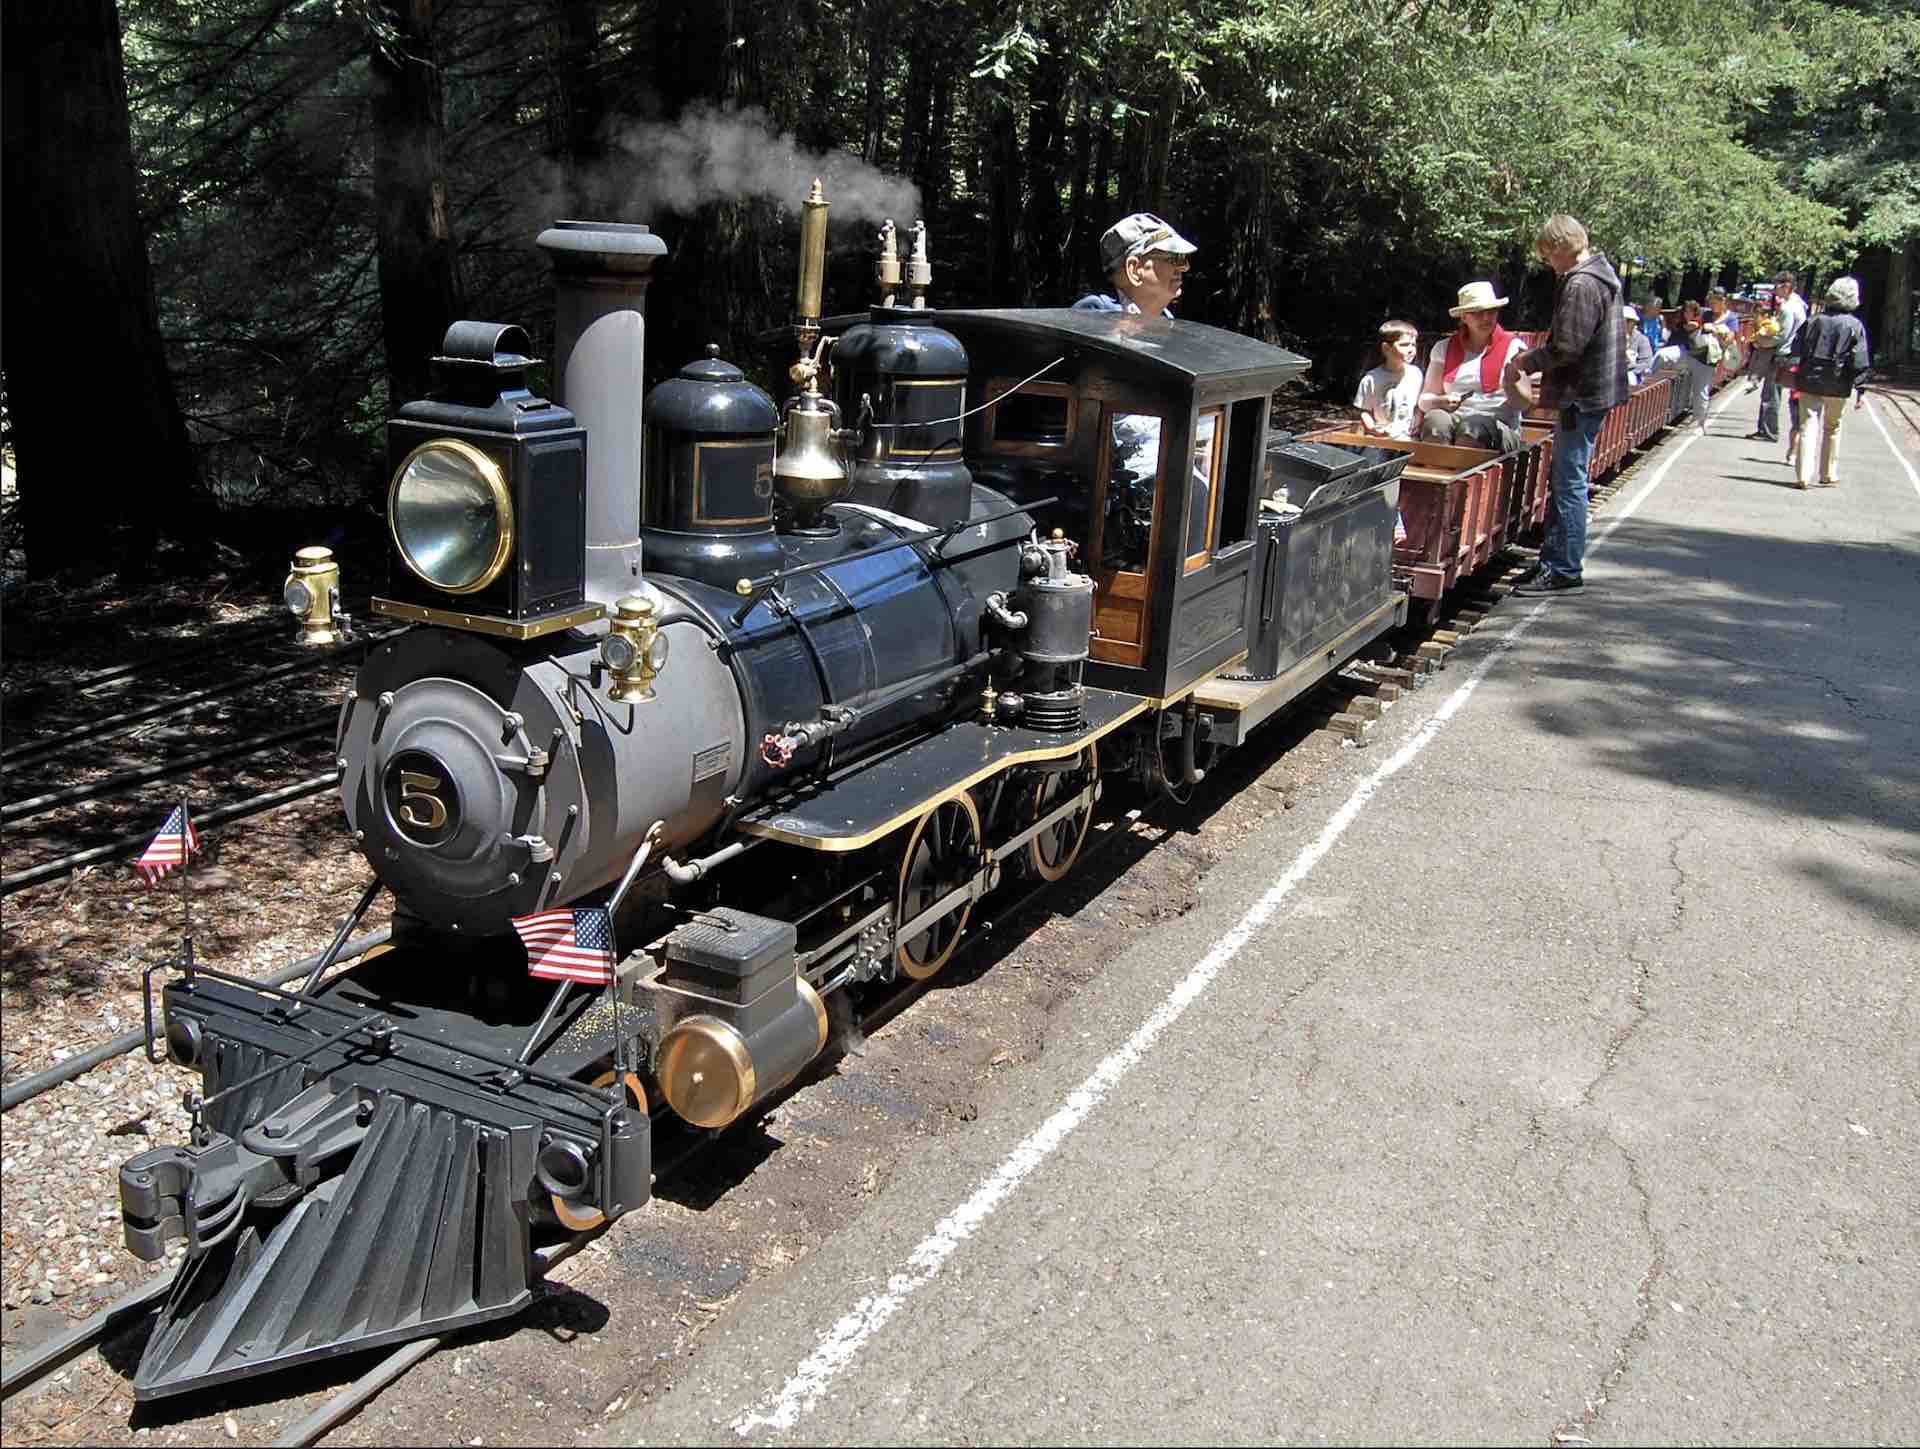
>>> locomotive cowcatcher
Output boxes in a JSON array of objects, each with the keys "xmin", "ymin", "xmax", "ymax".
[{"xmin": 116, "ymin": 186, "xmax": 1407, "ymax": 1400}]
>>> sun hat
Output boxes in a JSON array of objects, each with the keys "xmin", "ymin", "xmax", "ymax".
[
  {"xmin": 1448, "ymin": 281, "xmax": 1509, "ymax": 317},
  {"xmin": 1621, "ymin": 304, "xmax": 1640, "ymax": 320},
  {"xmin": 1098, "ymin": 213, "xmax": 1198, "ymax": 274},
  {"xmin": 1824, "ymin": 276, "xmax": 1860, "ymax": 309}
]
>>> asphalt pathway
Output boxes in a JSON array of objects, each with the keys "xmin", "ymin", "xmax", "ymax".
[{"xmin": 609, "ymin": 391, "xmax": 1918, "ymax": 1446}]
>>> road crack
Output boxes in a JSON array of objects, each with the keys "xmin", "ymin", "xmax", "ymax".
[{"xmin": 1549, "ymin": 1136, "xmax": 1669, "ymax": 1446}]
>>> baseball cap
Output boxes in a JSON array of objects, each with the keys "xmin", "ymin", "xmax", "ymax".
[{"xmin": 1099, "ymin": 213, "xmax": 1198, "ymax": 274}]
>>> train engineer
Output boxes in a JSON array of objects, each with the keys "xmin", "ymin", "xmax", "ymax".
[
  {"xmin": 1504, "ymin": 213, "xmax": 1627, "ymax": 597},
  {"xmin": 1071, "ymin": 211, "xmax": 1198, "ymax": 318}
]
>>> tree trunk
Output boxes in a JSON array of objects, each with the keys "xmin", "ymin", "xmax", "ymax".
[
  {"xmin": 1018, "ymin": 26, "xmax": 1068, "ymax": 302},
  {"xmin": 1064, "ymin": 87, "xmax": 1093, "ymax": 284},
  {"xmin": 926, "ymin": 62, "xmax": 955, "ymax": 214},
  {"xmin": 1, "ymin": 0, "xmax": 198, "ymax": 578},
  {"xmin": 861, "ymin": 0, "xmax": 889, "ymax": 167},
  {"xmin": 369, "ymin": 0, "xmax": 464, "ymax": 414},
  {"xmin": 980, "ymin": 85, "xmax": 1024, "ymax": 301},
  {"xmin": 1091, "ymin": 96, "xmax": 1114, "ymax": 222},
  {"xmin": 1880, "ymin": 240, "xmax": 1912, "ymax": 366},
  {"xmin": 547, "ymin": 0, "xmax": 608, "ymax": 216},
  {"xmin": 1119, "ymin": 105, "xmax": 1148, "ymax": 213},
  {"xmin": 899, "ymin": 32, "xmax": 934, "ymax": 190},
  {"xmin": 1146, "ymin": 71, "xmax": 1178, "ymax": 216}
]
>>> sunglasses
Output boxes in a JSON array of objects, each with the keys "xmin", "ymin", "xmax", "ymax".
[{"xmin": 1143, "ymin": 252, "xmax": 1191, "ymax": 273}]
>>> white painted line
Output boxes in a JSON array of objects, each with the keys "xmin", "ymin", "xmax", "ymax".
[
  {"xmin": 729, "ymin": 417, "xmax": 1699, "ymax": 1438},
  {"xmin": 1860, "ymin": 397, "xmax": 1920, "ymax": 503}
]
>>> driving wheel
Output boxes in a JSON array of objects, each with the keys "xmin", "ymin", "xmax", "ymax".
[
  {"xmin": 895, "ymin": 793, "xmax": 982, "ymax": 980},
  {"xmin": 1025, "ymin": 743, "xmax": 1098, "ymax": 882}
]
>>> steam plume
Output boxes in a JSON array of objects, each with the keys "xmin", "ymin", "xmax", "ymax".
[{"xmin": 613, "ymin": 105, "xmax": 920, "ymax": 226}]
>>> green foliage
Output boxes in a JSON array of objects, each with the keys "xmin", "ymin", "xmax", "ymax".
[{"xmin": 98, "ymin": 0, "xmax": 1905, "ymax": 500}]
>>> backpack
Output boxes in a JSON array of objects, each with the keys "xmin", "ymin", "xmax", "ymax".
[{"xmin": 1791, "ymin": 316, "xmax": 1864, "ymax": 398}]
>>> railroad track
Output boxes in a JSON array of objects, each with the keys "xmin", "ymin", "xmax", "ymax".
[{"xmin": 0, "ymin": 619, "xmax": 400, "ymax": 896}]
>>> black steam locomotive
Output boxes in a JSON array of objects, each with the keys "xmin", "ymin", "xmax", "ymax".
[{"xmin": 116, "ymin": 187, "xmax": 1408, "ymax": 1400}]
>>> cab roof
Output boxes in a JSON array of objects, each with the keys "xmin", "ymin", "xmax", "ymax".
[{"xmin": 933, "ymin": 308, "xmax": 1310, "ymax": 390}]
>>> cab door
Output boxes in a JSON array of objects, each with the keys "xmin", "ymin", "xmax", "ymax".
[{"xmin": 1089, "ymin": 401, "xmax": 1169, "ymax": 666}]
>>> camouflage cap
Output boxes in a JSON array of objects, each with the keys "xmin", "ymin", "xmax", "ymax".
[{"xmin": 1099, "ymin": 213, "xmax": 1198, "ymax": 274}]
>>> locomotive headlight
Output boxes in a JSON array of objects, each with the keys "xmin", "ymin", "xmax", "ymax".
[
  {"xmin": 389, "ymin": 439, "xmax": 514, "ymax": 594},
  {"xmin": 283, "ymin": 577, "xmax": 314, "ymax": 615}
]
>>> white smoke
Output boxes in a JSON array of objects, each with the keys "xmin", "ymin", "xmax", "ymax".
[{"xmin": 612, "ymin": 105, "xmax": 920, "ymax": 226}]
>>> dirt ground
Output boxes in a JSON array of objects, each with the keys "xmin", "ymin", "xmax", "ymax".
[{"xmin": 2, "ymin": 381, "xmax": 1912, "ymax": 1446}]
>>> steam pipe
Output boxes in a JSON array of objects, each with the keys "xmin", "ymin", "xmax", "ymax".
[{"xmin": 660, "ymin": 837, "xmax": 761, "ymax": 885}]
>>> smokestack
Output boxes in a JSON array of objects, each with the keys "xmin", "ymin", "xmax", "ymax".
[{"xmin": 534, "ymin": 220, "xmax": 668, "ymax": 603}]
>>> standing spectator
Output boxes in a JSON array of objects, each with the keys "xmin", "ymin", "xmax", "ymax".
[
  {"xmin": 1503, "ymin": 215, "xmax": 1627, "ymax": 597},
  {"xmin": 1354, "ymin": 320, "xmax": 1423, "ymax": 439},
  {"xmin": 1785, "ymin": 276, "xmax": 1871, "ymax": 489},
  {"xmin": 1748, "ymin": 271, "xmax": 1807, "ymax": 443},
  {"xmin": 1416, "ymin": 282, "xmax": 1529, "ymax": 450},
  {"xmin": 1676, "ymin": 302, "xmax": 1718, "ymax": 435}
]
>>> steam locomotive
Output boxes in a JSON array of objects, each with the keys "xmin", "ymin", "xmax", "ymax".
[{"xmin": 115, "ymin": 185, "xmax": 1408, "ymax": 1400}]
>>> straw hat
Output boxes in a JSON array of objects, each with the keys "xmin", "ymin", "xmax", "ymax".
[{"xmin": 1448, "ymin": 281, "xmax": 1509, "ymax": 317}]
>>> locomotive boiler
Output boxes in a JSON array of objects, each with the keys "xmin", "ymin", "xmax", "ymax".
[{"xmin": 116, "ymin": 184, "xmax": 1408, "ymax": 1402}]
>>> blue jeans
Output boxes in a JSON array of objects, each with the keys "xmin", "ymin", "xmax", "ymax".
[{"xmin": 1541, "ymin": 405, "xmax": 1606, "ymax": 581}]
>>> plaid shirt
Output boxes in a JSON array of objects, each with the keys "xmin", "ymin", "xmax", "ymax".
[{"xmin": 1516, "ymin": 252, "xmax": 1628, "ymax": 413}]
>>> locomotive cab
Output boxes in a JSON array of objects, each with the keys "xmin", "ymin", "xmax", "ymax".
[{"xmin": 934, "ymin": 309, "xmax": 1307, "ymax": 703}]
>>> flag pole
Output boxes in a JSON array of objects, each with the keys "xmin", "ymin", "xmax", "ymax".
[{"xmin": 178, "ymin": 796, "xmax": 195, "ymax": 983}]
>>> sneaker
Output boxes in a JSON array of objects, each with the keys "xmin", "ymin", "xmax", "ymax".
[
  {"xmin": 1509, "ymin": 563, "xmax": 1545, "ymax": 587},
  {"xmin": 1512, "ymin": 570, "xmax": 1584, "ymax": 596},
  {"xmin": 1745, "ymin": 430, "xmax": 1774, "ymax": 441}
]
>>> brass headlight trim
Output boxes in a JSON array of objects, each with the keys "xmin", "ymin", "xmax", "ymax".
[{"xmin": 388, "ymin": 438, "xmax": 514, "ymax": 595}]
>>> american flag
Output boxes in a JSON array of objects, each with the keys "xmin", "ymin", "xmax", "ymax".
[
  {"xmin": 512, "ymin": 905, "xmax": 617, "ymax": 985},
  {"xmin": 134, "ymin": 805, "xmax": 200, "ymax": 885}
]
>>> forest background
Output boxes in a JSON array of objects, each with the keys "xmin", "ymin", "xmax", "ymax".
[{"xmin": 4, "ymin": 0, "xmax": 1917, "ymax": 579}]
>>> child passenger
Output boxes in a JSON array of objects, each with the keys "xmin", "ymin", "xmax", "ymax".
[{"xmin": 1353, "ymin": 320, "xmax": 1423, "ymax": 439}]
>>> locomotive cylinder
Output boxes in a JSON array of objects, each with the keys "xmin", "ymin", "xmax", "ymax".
[{"xmin": 648, "ymin": 909, "xmax": 828, "ymax": 1128}]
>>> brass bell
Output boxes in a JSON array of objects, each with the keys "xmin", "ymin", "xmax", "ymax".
[{"xmin": 772, "ymin": 397, "xmax": 849, "ymax": 523}]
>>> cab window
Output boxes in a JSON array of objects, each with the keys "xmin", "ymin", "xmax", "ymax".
[{"xmin": 1184, "ymin": 408, "xmax": 1224, "ymax": 571}]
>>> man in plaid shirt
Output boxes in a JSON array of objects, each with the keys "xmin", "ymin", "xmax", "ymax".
[{"xmin": 1504, "ymin": 215, "xmax": 1628, "ymax": 596}]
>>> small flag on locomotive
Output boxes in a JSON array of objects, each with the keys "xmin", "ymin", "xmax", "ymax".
[
  {"xmin": 512, "ymin": 904, "xmax": 618, "ymax": 984},
  {"xmin": 133, "ymin": 804, "xmax": 200, "ymax": 885}
]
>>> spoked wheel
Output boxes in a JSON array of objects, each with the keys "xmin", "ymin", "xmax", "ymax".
[
  {"xmin": 894, "ymin": 792, "xmax": 983, "ymax": 981},
  {"xmin": 551, "ymin": 1067, "xmax": 646, "ymax": 1231},
  {"xmin": 1025, "ymin": 743, "xmax": 1098, "ymax": 882}
]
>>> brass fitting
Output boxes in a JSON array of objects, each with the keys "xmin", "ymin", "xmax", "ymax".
[
  {"xmin": 284, "ymin": 546, "xmax": 344, "ymax": 645},
  {"xmin": 795, "ymin": 178, "xmax": 829, "ymax": 322},
  {"xmin": 603, "ymin": 594, "xmax": 668, "ymax": 703}
]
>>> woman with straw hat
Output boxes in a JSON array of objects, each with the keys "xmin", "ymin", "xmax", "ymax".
[{"xmin": 1416, "ymin": 281, "xmax": 1530, "ymax": 451}]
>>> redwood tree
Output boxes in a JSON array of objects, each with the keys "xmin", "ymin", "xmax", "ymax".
[{"xmin": 2, "ymin": 0, "xmax": 197, "ymax": 578}]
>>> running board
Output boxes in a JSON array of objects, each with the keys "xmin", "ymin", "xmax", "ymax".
[{"xmin": 125, "ymin": 1090, "xmax": 533, "ymax": 1401}]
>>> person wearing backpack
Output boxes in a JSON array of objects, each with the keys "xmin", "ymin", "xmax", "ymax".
[
  {"xmin": 1786, "ymin": 276, "xmax": 1872, "ymax": 490},
  {"xmin": 1677, "ymin": 302, "xmax": 1718, "ymax": 435}
]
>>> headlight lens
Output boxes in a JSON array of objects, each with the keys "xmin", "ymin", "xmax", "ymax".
[
  {"xmin": 600, "ymin": 633, "xmax": 638, "ymax": 672},
  {"xmin": 389, "ymin": 440, "xmax": 513, "ymax": 594},
  {"xmin": 283, "ymin": 578, "xmax": 314, "ymax": 615}
]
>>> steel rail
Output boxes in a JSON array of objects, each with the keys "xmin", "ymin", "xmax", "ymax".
[
  {"xmin": 0, "ymin": 631, "xmax": 393, "ymax": 771},
  {"xmin": 0, "ymin": 928, "xmax": 392, "ymax": 1112},
  {"xmin": 2, "ymin": 716, "xmax": 336, "ymax": 825},
  {"xmin": 0, "ymin": 771, "xmax": 342, "ymax": 896},
  {"xmin": 3, "ymin": 620, "xmax": 290, "ymax": 708}
]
